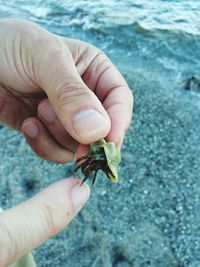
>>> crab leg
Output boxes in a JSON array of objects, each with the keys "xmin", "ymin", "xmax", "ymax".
[{"xmin": 92, "ymin": 171, "xmax": 98, "ymax": 185}]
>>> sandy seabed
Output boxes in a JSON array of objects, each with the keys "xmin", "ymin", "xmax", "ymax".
[{"xmin": 0, "ymin": 68, "xmax": 200, "ymax": 267}]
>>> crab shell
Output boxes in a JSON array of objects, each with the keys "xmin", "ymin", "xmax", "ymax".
[
  {"xmin": 76, "ymin": 139, "xmax": 121, "ymax": 184},
  {"xmin": 103, "ymin": 142, "xmax": 121, "ymax": 183},
  {"xmin": 90, "ymin": 139, "xmax": 121, "ymax": 183}
]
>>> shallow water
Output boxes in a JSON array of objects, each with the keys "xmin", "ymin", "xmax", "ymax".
[{"xmin": 0, "ymin": 1, "xmax": 200, "ymax": 266}]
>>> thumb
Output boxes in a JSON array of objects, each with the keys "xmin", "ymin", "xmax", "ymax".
[
  {"xmin": 35, "ymin": 43, "xmax": 111, "ymax": 144},
  {"xmin": 0, "ymin": 178, "xmax": 90, "ymax": 266}
]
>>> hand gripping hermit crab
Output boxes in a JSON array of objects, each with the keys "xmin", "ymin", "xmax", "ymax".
[{"xmin": 74, "ymin": 139, "xmax": 121, "ymax": 184}]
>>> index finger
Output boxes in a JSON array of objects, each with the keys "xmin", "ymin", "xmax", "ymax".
[
  {"xmin": 61, "ymin": 38, "xmax": 133, "ymax": 145},
  {"xmin": 81, "ymin": 51, "xmax": 134, "ymax": 145}
]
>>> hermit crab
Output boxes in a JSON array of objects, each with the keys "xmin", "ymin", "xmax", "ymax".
[{"xmin": 74, "ymin": 139, "xmax": 121, "ymax": 184}]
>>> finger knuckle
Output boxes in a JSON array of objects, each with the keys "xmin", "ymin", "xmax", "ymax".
[
  {"xmin": 42, "ymin": 204, "xmax": 59, "ymax": 237},
  {"xmin": 56, "ymin": 83, "xmax": 92, "ymax": 107},
  {"xmin": 95, "ymin": 50, "xmax": 108, "ymax": 62},
  {"xmin": 84, "ymin": 46, "xmax": 102, "ymax": 63},
  {"xmin": 86, "ymin": 44, "xmax": 102, "ymax": 58},
  {"xmin": 47, "ymin": 45, "xmax": 65, "ymax": 62},
  {"xmin": 10, "ymin": 20, "xmax": 40, "ymax": 34},
  {"xmin": 0, "ymin": 221, "xmax": 17, "ymax": 265}
]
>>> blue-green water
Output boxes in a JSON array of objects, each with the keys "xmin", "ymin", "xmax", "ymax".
[
  {"xmin": 1, "ymin": 0, "xmax": 200, "ymax": 80},
  {"xmin": 0, "ymin": 1, "xmax": 200, "ymax": 266}
]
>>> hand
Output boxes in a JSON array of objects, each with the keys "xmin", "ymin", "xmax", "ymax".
[
  {"xmin": 0, "ymin": 178, "xmax": 90, "ymax": 266},
  {"xmin": 0, "ymin": 19, "xmax": 133, "ymax": 162}
]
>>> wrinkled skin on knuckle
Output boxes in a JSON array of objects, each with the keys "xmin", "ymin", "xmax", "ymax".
[
  {"xmin": 78, "ymin": 45, "xmax": 102, "ymax": 67},
  {"xmin": 45, "ymin": 46, "xmax": 70, "ymax": 77},
  {"xmin": 42, "ymin": 38, "xmax": 67, "ymax": 63},
  {"xmin": 63, "ymin": 38, "xmax": 101, "ymax": 65},
  {"xmin": 81, "ymin": 42, "xmax": 101, "ymax": 59},
  {"xmin": 13, "ymin": 19, "xmax": 43, "ymax": 33},
  {"xmin": 0, "ymin": 221, "xmax": 17, "ymax": 266},
  {"xmin": 16, "ymin": 20, "xmax": 52, "ymax": 45},
  {"xmin": 24, "ymin": 30, "xmax": 68, "ymax": 86},
  {"xmin": 6, "ymin": 20, "xmax": 67, "ymax": 63},
  {"xmin": 55, "ymin": 83, "xmax": 92, "ymax": 107},
  {"xmin": 41, "ymin": 203, "xmax": 59, "ymax": 238},
  {"xmin": 0, "ymin": 19, "xmax": 41, "ymax": 38},
  {"xmin": 8, "ymin": 20, "xmax": 50, "ymax": 55}
]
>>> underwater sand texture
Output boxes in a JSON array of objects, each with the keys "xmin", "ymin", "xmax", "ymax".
[{"xmin": 1, "ymin": 68, "xmax": 200, "ymax": 266}]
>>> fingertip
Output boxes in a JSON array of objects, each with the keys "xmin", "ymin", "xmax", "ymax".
[
  {"xmin": 72, "ymin": 108, "xmax": 111, "ymax": 144},
  {"xmin": 21, "ymin": 117, "xmax": 40, "ymax": 139},
  {"xmin": 38, "ymin": 99, "xmax": 56, "ymax": 123},
  {"xmin": 22, "ymin": 117, "xmax": 74, "ymax": 163},
  {"xmin": 70, "ymin": 178, "xmax": 90, "ymax": 211},
  {"xmin": 0, "ymin": 177, "xmax": 90, "ymax": 265}
]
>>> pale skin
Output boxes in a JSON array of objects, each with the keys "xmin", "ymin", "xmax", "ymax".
[{"xmin": 0, "ymin": 19, "xmax": 133, "ymax": 266}]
